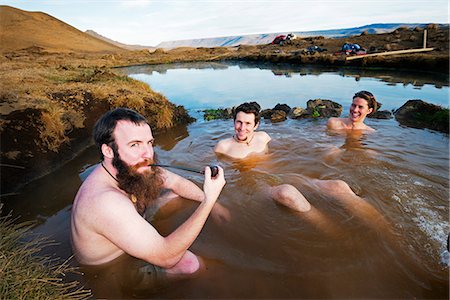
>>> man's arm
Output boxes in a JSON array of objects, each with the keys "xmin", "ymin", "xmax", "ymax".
[
  {"xmin": 161, "ymin": 168, "xmax": 231, "ymax": 222},
  {"xmin": 161, "ymin": 168, "xmax": 205, "ymax": 201},
  {"xmin": 95, "ymin": 167, "xmax": 226, "ymax": 268}
]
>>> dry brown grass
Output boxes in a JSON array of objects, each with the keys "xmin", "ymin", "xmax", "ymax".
[
  {"xmin": 0, "ymin": 204, "xmax": 91, "ymax": 299},
  {"xmin": 0, "ymin": 54, "xmax": 191, "ymax": 155},
  {"xmin": 38, "ymin": 106, "xmax": 70, "ymax": 152}
]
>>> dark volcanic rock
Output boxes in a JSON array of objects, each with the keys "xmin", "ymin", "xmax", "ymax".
[
  {"xmin": 394, "ymin": 99, "xmax": 449, "ymax": 133},
  {"xmin": 368, "ymin": 110, "xmax": 393, "ymax": 119},
  {"xmin": 273, "ymin": 103, "xmax": 291, "ymax": 114},
  {"xmin": 291, "ymin": 99, "xmax": 342, "ymax": 118},
  {"xmin": 261, "ymin": 109, "xmax": 273, "ymax": 119}
]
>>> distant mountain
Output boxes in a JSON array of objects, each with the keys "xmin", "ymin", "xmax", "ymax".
[
  {"xmin": 156, "ymin": 23, "xmax": 440, "ymax": 49},
  {"xmin": 85, "ymin": 30, "xmax": 155, "ymax": 51},
  {"xmin": 0, "ymin": 5, "xmax": 124, "ymax": 53}
]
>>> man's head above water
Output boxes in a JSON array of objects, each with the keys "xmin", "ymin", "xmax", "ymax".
[
  {"xmin": 214, "ymin": 101, "xmax": 271, "ymax": 159},
  {"xmin": 93, "ymin": 107, "xmax": 150, "ymax": 160},
  {"xmin": 232, "ymin": 101, "xmax": 262, "ymax": 144},
  {"xmin": 233, "ymin": 101, "xmax": 261, "ymax": 125},
  {"xmin": 93, "ymin": 107, "xmax": 162, "ymax": 214}
]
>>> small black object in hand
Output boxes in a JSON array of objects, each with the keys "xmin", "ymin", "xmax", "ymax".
[{"xmin": 210, "ymin": 165, "xmax": 219, "ymax": 177}]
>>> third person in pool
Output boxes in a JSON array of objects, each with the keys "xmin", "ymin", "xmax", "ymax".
[{"xmin": 327, "ymin": 90, "xmax": 378, "ymax": 131}]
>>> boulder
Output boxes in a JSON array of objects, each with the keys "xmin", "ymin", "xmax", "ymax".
[
  {"xmin": 289, "ymin": 107, "xmax": 306, "ymax": 118},
  {"xmin": 273, "ymin": 103, "xmax": 291, "ymax": 114},
  {"xmin": 203, "ymin": 108, "xmax": 232, "ymax": 120},
  {"xmin": 368, "ymin": 110, "xmax": 392, "ymax": 119},
  {"xmin": 270, "ymin": 110, "xmax": 287, "ymax": 123},
  {"xmin": 298, "ymin": 99, "xmax": 343, "ymax": 118},
  {"xmin": 394, "ymin": 100, "xmax": 449, "ymax": 133},
  {"xmin": 261, "ymin": 109, "xmax": 273, "ymax": 119}
]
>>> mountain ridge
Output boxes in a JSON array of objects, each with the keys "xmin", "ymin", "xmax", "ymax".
[
  {"xmin": 85, "ymin": 30, "xmax": 155, "ymax": 51},
  {"xmin": 156, "ymin": 23, "xmax": 444, "ymax": 49}
]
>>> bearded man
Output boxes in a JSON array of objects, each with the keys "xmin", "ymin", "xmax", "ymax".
[{"xmin": 71, "ymin": 108, "xmax": 226, "ymax": 276}]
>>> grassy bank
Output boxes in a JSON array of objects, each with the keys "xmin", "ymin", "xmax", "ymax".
[
  {"xmin": 0, "ymin": 204, "xmax": 91, "ymax": 299},
  {"xmin": 0, "ymin": 52, "xmax": 196, "ymax": 194}
]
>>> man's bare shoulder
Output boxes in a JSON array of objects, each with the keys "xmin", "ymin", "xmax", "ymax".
[
  {"xmin": 327, "ymin": 117, "xmax": 345, "ymax": 129},
  {"xmin": 214, "ymin": 137, "xmax": 233, "ymax": 154},
  {"xmin": 255, "ymin": 131, "xmax": 271, "ymax": 143},
  {"xmin": 75, "ymin": 174, "xmax": 134, "ymax": 218}
]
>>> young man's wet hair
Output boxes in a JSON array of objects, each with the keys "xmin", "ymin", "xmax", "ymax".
[{"xmin": 233, "ymin": 102, "xmax": 262, "ymax": 125}]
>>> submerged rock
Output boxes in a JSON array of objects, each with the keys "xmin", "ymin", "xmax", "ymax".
[{"xmin": 394, "ymin": 100, "xmax": 449, "ymax": 133}]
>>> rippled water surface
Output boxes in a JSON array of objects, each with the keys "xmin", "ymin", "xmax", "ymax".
[{"xmin": 6, "ymin": 62, "xmax": 449, "ymax": 299}]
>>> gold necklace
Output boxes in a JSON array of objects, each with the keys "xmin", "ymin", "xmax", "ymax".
[{"xmin": 233, "ymin": 134, "xmax": 254, "ymax": 146}]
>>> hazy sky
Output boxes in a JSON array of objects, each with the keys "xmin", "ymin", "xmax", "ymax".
[{"xmin": 3, "ymin": 0, "xmax": 449, "ymax": 46}]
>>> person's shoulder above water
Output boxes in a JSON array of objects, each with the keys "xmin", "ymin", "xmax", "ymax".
[
  {"xmin": 214, "ymin": 136, "xmax": 234, "ymax": 155},
  {"xmin": 327, "ymin": 117, "xmax": 345, "ymax": 130},
  {"xmin": 327, "ymin": 117, "xmax": 375, "ymax": 132},
  {"xmin": 327, "ymin": 91, "xmax": 379, "ymax": 132},
  {"xmin": 214, "ymin": 131, "xmax": 271, "ymax": 160},
  {"xmin": 257, "ymin": 131, "xmax": 271, "ymax": 143}
]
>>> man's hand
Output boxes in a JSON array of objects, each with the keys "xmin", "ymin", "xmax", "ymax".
[{"xmin": 203, "ymin": 166, "xmax": 226, "ymax": 204}]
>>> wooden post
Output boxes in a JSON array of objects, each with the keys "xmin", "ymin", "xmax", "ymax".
[
  {"xmin": 345, "ymin": 47, "xmax": 434, "ymax": 60},
  {"xmin": 423, "ymin": 29, "xmax": 427, "ymax": 49}
]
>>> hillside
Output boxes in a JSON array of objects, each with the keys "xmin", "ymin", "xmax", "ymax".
[
  {"xmin": 156, "ymin": 23, "xmax": 445, "ymax": 49},
  {"xmin": 85, "ymin": 30, "xmax": 156, "ymax": 51},
  {"xmin": 0, "ymin": 5, "xmax": 125, "ymax": 53}
]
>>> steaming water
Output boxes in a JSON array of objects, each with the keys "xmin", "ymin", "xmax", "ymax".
[{"xmin": 5, "ymin": 62, "xmax": 449, "ymax": 298}]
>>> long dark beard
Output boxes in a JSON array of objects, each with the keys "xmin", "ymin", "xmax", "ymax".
[{"xmin": 112, "ymin": 153, "xmax": 163, "ymax": 215}]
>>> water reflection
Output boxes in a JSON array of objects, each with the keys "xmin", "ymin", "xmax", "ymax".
[
  {"xmin": 119, "ymin": 60, "xmax": 449, "ymax": 87},
  {"xmin": 117, "ymin": 61, "xmax": 449, "ymax": 113},
  {"xmin": 154, "ymin": 124, "xmax": 189, "ymax": 151}
]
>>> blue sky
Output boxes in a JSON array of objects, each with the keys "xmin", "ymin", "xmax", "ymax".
[{"xmin": 2, "ymin": 0, "xmax": 449, "ymax": 46}]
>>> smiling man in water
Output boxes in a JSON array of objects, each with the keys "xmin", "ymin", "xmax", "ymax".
[
  {"xmin": 327, "ymin": 90, "xmax": 378, "ymax": 131},
  {"xmin": 71, "ymin": 108, "xmax": 227, "ymax": 277},
  {"xmin": 215, "ymin": 102, "xmax": 312, "ymax": 213}
]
